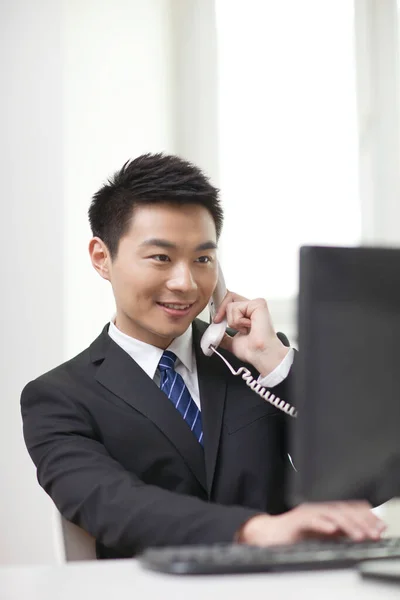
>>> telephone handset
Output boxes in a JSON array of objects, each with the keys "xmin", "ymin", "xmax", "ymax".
[
  {"xmin": 200, "ymin": 265, "xmax": 228, "ymax": 357},
  {"xmin": 200, "ymin": 264, "xmax": 297, "ymax": 418}
]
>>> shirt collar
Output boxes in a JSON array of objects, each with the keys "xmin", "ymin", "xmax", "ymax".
[{"xmin": 108, "ymin": 319, "xmax": 194, "ymax": 379}]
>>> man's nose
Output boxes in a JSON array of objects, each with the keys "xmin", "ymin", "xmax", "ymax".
[{"xmin": 167, "ymin": 265, "xmax": 197, "ymax": 293}]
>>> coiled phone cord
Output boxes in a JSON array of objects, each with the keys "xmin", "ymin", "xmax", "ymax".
[{"xmin": 210, "ymin": 345, "xmax": 298, "ymax": 419}]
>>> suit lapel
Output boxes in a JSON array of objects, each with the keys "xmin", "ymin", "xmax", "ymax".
[
  {"xmin": 192, "ymin": 320, "xmax": 228, "ymax": 496},
  {"xmin": 90, "ymin": 327, "xmax": 207, "ymax": 492}
]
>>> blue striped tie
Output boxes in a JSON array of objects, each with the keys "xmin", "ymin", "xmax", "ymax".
[{"xmin": 158, "ymin": 350, "xmax": 203, "ymax": 446}]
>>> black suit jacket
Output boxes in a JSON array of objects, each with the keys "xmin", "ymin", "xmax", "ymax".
[{"xmin": 21, "ymin": 319, "xmax": 294, "ymax": 558}]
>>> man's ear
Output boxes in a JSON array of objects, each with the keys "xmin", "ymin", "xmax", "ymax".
[{"xmin": 89, "ymin": 237, "xmax": 112, "ymax": 281}]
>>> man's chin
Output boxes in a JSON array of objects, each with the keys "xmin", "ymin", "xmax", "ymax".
[
  {"xmin": 159, "ymin": 323, "xmax": 191, "ymax": 340},
  {"xmin": 148, "ymin": 318, "xmax": 192, "ymax": 342}
]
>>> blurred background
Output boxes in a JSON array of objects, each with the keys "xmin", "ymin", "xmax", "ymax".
[{"xmin": 1, "ymin": 0, "xmax": 400, "ymax": 564}]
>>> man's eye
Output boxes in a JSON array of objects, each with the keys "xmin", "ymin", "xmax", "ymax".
[
  {"xmin": 196, "ymin": 256, "xmax": 213, "ymax": 264},
  {"xmin": 151, "ymin": 254, "xmax": 170, "ymax": 262}
]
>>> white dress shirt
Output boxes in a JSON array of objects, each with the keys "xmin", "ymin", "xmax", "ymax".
[{"xmin": 108, "ymin": 321, "xmax": 294, "ymax": 410}]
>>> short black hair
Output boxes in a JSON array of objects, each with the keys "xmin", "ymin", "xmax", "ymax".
[{"xmin": 88, "ymin": 153, "xmax": 223, "ymax": 258}]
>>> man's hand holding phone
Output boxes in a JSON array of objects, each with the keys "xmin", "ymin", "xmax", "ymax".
[{"xmin": 213, "ymin": 291, "xmax": 289, "ymax": 377}]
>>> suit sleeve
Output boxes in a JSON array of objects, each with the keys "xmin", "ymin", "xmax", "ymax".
[{"xmin": 21, "ymin": 379, "xmax": 260, "ymax": 555}]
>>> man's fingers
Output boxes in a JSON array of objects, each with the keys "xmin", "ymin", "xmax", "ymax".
[
  {"xmin": 318, "ymin": 504, "xmax": 384, "ymax": 541},
  {"xmin": 306, "ymin": 516, "xmax": 339, "ymax": 537},
  {"xmin": 226, "ymin": 301, "xmax": 252, "ymax": 330},
  {"xmin": 290, "ymin": 502, "xmax": 387, "ymax": 544},
  {"xmin": 357, "ymin": 502, "xmax": 386, "ymax": 533},
  {"xmin": 213, "ymin": 291, "xmax": 247, "ymax": 323},
  {"xmin": 323, "ymin": 502, "xmax": 386, "ymax": 538},
  {"xmin": 334, "ymin": 503, "xmax": 386, "ymax": 539},
  {"xmin": 212, "ymin": 293, "xmax": 230, "ymax": 323}
]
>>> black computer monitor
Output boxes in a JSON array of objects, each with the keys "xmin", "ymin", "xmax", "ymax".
[{"xmin": 290, "ymin": 245, "xmax": 400, "ymax": 507}]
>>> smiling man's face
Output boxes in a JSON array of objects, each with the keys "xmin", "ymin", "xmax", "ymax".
[{"xmin": 91, "ymin": 203, "xmax": 219, "ymax": 348}]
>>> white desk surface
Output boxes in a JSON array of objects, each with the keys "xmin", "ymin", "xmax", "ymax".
[{"xmin": 0, "ymin": 559, "xmax": 398, "ymax": 600}]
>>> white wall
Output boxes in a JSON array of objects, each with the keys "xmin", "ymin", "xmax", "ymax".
[
  {"xmin": 0, "ymin": 0, "xmax": 65, "ymax": 565},
  {"xmin": 355, "ymin": 0, "xmax": 400, "ymax": 245},
  {"xmin": 171, "ymin": 0, "xmax": 219, "ymax": 185},
  {"xmin": 1, "ymin": 0, "xmax": 177, "ymax": 565},
  {"xmin": 64, "ymin": 0, "xmax": 177, "ymax": 357}
]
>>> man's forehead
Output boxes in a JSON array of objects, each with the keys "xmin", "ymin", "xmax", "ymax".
[{"xmin": 127, "ymin": 204, "xmax": 217, "ymax": 243}]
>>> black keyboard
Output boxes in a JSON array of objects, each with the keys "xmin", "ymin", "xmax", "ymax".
[{"xmin": 138, "ymin": 538, "xmax": 400, "ymax": 575}]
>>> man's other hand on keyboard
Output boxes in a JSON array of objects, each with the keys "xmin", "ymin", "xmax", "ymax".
[{"xmin": 237, "ymin": 501, "xmax": 387, "ymax": 546}]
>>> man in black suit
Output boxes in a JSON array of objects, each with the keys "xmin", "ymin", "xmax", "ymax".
[{"xmin": 21, "ymin": 154, "xmax": 385, "ymax": 558}]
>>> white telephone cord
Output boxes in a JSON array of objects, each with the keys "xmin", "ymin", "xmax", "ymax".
[{"xmin": 210, "ymin": 345, "xmax": 298, "ymax": 419}]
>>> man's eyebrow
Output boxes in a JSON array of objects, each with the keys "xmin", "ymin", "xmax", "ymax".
[
  {"xmin": 140, "ymin": 238, "xmax": 217, "ymax": 251},
  {"xmin": 195, "ymin": 241, "xmax": 218, "ymax": 251},
  {"xmin": 140, "ymin": 238, "xmax": 177, "ymax": 250}
]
